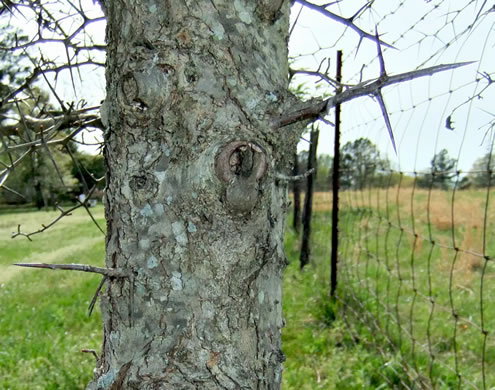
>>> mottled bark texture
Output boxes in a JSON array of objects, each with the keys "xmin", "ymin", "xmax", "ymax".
[{"xmin": 89, "ymin": 1, "xmax": 299, "ymax": 389}]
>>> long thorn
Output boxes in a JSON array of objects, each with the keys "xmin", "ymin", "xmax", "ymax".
[
  {"xmin": 14, "ymin": 263, "xmax": 125, "ymax": 278},
  {"xmin": 376, "ymin": 91, "xmax": 397, "ymax": 153}
]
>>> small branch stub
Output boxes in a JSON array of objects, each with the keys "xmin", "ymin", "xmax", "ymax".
[
  {"xmin": 215, "ymin": 141, "xmax": 267, "ymax": 183},
  {"xmin": 215, "ymin": 141, "xmax": 268, "ymax": 214}
]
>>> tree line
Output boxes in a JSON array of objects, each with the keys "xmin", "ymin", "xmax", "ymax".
[
  {"xmin": 296, "ymin": 137, "xmax": 494, "ymax": 192},
  {"xmin": 0, "ymin": 147, "xmax": 104, "ymax": 208}
]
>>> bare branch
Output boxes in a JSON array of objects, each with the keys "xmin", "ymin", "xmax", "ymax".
[
  {"xmin": 273, "ymin": 168, "xmax": 316, "ymax": 182},
  {"xmin": 0, "ymin": 110, "xmax": 102, "ymax": 138},
  {"xmin": 77, "ymin": 196, "xmax": 105, "ymax": 235},
  {"xmin": 39, "ymin": 125, "xmax": 66, "ymax": 186},
  {"xmin": 9, "ymin": 185, "xmax": 102, "ymax": 239},
  {"xmin": 289, "ymin": 68, "xmax": 338, "ymax": 88},
  {"xmin": 0, "ymin": 184, "xmax": 26, "ymax": 200},
  {"xmin": 295, "ymin": 0, "xmax": 394, "ymax": 49},
  {"xmin": 0, "ymin": 60, "xmax": 104, "ymax": 109},
  {"xmin": 273, "ymin": 61, "xmax": 475, "ymax": 128},
  {"xmin": 289, "ymin": 3, "xmax": 303, "ymax": 39},
  {"xmin": 13, "ymin": 262, "xmax": 125, "ymax": 278},
  {"xmin": 88, "ymin": 276, "xmax": 107, "ymax": 317},
  {"xmin": 81, "ymin": 349, "xmax": 100, "ymax": 361},
  {"xmin": 0, "ymin": 148, "xmax": 32, "ymax": 185}
]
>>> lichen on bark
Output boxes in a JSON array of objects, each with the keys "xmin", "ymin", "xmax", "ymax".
[{"xmin": 89, "ymin": 1, "xmax": 299, "ymax": 388}]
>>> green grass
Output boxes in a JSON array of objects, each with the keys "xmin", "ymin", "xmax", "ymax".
[
  {"xmin": 0, "ymin": 204, "xmax": 393, "ymax": 389},
  {"xmin": 282, "ymin": 212, "xmax": 420, "ymax": 390},
  {"xmin": 282, "ymin": 222, "xmax": 408, "ymax": 389},
  {"xmin": 1, "ymin": 191, "xmax": 492, "ymax": 389},
  {"xmin": 334, "ymin": 187, "xmax": 495, "ymax": 389},
  {"xmin": 0, "ymin": 206, "xmax": 105, "ymax": 389}
]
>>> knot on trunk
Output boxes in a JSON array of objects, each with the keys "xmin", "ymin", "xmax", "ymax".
[{"xmin": 215, "ymin": 141, "xmax": 267, "ymax": 214}]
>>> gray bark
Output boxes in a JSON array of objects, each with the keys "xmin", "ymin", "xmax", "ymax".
[{"xmin": 89, "ymin": 1, "xmax": 299, "ymax": 389}]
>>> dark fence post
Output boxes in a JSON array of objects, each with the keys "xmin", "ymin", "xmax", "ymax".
[
  {"xmin": 330, "ymin": 50, "xmax": 343, "ymax": 296},
  {"xmin": 292, "ymin": 151, "xmax": 301, "ymax": 234},
  {"xmin": 300, "ymin": 125, "xmax": 319, "ymax": 270}
]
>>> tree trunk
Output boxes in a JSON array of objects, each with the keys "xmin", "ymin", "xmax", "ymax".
[
  {"xmin": 292, "ymin": 152, "xmax": 301, "ymax": 234},
  {"xmin": 89, "ymin": 1, "xmax": 298, "ymax": 388},
  {"xmin": 300, "ymin": 126, "xmax": 318, "ymax": 270},
  {"xmin": 32, "ymin": 154, "xmax": 44, "ymax": 210}
]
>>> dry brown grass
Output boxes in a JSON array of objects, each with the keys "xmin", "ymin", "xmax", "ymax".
[{"xmin": 292, "ymin": 188, "xmax": 493, "ymax": 285}]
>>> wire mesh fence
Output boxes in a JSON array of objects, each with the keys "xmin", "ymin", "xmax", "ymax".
[
  {"xmin": 334, "ymin": 170, "xmax": 494, "ymax": 389},
  {"xmin": 0, "ymin": 0, "xmax": 493, "ymax": 387},
  {"xmin": 288, "ymin": 1, "xmax": 495, "ymax": 389}
]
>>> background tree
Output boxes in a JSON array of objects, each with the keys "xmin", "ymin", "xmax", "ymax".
[
  {"xmin": 0, "ymin": 146, "xmax": 77, "ymax": 206},
  {"xmin": 417, "ymin": 148, "xmax": 457, "ymax": 190},
  {"xmin": 300, "ymin": 126, "xmax": 319, "ymax": 269},
  {"xmin": 291, "ymin": 151, "xmax": 301, "ymax": 233},
  {"xmin": 71, "ymin": 151, "xmax": 105, "ymax": 193},
  {"xmin": 0, "ymin": 88, "xmax": 82, "ymax": 207},
  {"xmin": 339, "ymin": 137, "xmax": 389, "ymax": 190},
  {"xmin": 315, "ymin": 153, "xmax": 333, "ymax": 191},
  {"xmin": 0, "ymin": 25, "xmax": 30, "ymax": 114},
  {"xmin": 467, "ymin": 151, "xmax": 495, "ymax": 188}
]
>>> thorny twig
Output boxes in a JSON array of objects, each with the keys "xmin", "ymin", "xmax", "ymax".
[
  {"xmin": 88, "ymin": 276, "xmax": 107, "ymax": 317},
  {"xmin": 295, "ymin": 0, "xmax": 394, "ymax": 49},
  {"xmin": 77, "ymin": 196, "xmax": 105, "ymax": 235},
  {"xmin": 273, "ymin": 61, "xmax": 475, "ymax": 129},
  {"xmin": 13, "ymin": 262, "xmax": 125, "ymax": 278},
  {"xmin": 81, "ymin": 349, "xmax": 100, "ymax": 361},
  {"xmin": 372, "ymin": 28, "xmax": 397, "ymax": 153},
  {"xmin": 273, "ymin": 168, "xmax": 315, "ymax": 182},
  {"xmin": 11, "ymin": 186, "xmax": 101, "ymax": 240}
]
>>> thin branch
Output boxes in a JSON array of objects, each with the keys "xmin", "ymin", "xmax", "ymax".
[
  {"xmin": 13, "ymin": 263, "xmax": 125, "ymax": 278},
  {"xmin": 39, "ymin": 125, "xmax": 66, "ymax": 187},
  {"xmin": 273, "ymin": 61, "xmax": 475, "ymax": 128},
  {"xmin": 9, "ymin": 185, "xmax": 103, "ymax": 239},
  {"xmin": 273, "ymin": 168, "xmax": 316, "ymax": 182},
  {"xmin": 289, "ymin": 68, "xmax": 338, "ymax": 87},
  {"xmin": 81, "ymin": 349, "xmax": 99, "ymax": 361},
  {"xmin": 0, "ymin": 184, "xmax": 26, "ymax": 199},
  {"xmin": 77, "ymin": 193, "xmax": 105, "ymax": 235},
  {"xmin": 0, "ymin": 60, "xmax": 104, "ymax": 110},
  {"xmin": 0, "ymin": 110, "xmax": 102, "ymax": 137},
  {"xmin": 12, "ymin": 202, "xmax": 78, "ymax": 239},
  {"xmin": 289, "ymin": 3, "xmax": 303, "ymax": 39},
  {"xmin": 88, "ymin": 276, "xmax": 107, "ymax": 317},
  {"xmin": 295, "ymin": 0, "xmax": 394, "ymax": 49},
  {"xmin": 0, "ymin": 149, "xmax": 33, "ymax": 187}
]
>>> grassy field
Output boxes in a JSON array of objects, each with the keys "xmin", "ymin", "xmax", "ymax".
[
  {"xmin": 1, "ymin": 187, "xmax": 492, "ymax": 388},
  {"xmin": 0, "ymin": 206, "xmax": 106, "ymax": 389}
]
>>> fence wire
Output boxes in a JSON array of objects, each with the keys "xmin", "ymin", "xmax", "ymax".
[
  {"xmin": 335, "ymin": 166, "xmax": 494, "ymax": 389},
  {"xmin": 289, "ymin": 1, "xmax": 495, "ymax": 389}
]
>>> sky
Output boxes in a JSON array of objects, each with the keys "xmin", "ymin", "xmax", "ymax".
[{"xmin": 4, "ymin": 0, "xmax": 495, "ymax": 173}]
